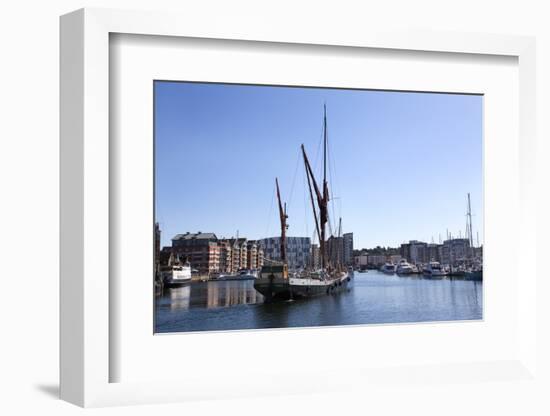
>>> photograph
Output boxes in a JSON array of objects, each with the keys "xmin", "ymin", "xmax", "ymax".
[{"xmin": 153, "ymin": 81, "xmax": 483, "ymax": 333}]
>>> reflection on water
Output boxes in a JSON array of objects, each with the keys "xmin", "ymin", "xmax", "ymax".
[
  {"xmin": 158, "ymin": 280, "xmax": 264, "ymax": 311},
  {"xmin": 155, "ymin": 271, "xmax": 483, "ymax": 333},
  {"xmin": 167, "ymin": 285, "xmax": 190, "ymax": 310}
]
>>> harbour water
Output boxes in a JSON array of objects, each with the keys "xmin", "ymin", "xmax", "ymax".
[{"xmin": 154, "ymin": 271, "xmax": 482, "ymax": 333}]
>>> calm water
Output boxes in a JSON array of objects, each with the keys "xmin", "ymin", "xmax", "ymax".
[{"xmin": 154, "ymin": 271, "xmax": 482, "ymax": 333}]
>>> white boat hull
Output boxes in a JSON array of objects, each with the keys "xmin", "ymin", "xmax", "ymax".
[{"xmin": 161, "ymin": 268, "xmax": 192, "ymax": 287}]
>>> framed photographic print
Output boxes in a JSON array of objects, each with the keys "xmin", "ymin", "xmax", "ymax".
[
  {"xmin": 60, "ymin": 8, "xmax": 538, "ymax": 408},
  {"xmin": 153, "ymin": 81, "xmax": 483, "ymax": 334}
]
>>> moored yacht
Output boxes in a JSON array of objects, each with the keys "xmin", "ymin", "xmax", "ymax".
[
  {"xmin": 396, "ymin": 259, "xmax": 414, "ymax": 275},
  {"xmin": 380, "ymin": 263, "xmax": 396, "ymax": 274},
  {"xmin": 423, "ymin": 261, "xmax": 446, "ymax": 277}
]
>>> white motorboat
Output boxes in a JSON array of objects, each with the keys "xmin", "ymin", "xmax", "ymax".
[
  {"xmin": 380, "ymin": 263, "xmax": 396, "ymax": 274},
  {"xmin": 396, "ymin": 259, "xmax": 414, "ymax": 275},
  {"xmin": 160, "ymin": 254, "xmax": 192, "ymax": 287},
  {"xmin": 423, "ymin": 261, "xmax": 446, "ymax": 277}
]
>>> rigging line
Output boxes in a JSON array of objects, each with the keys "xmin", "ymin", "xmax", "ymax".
[
  {"xmin": 312, "ymin": 114, "xmax": 324, "ymax": 179},
  {"xmin": 264, "ymin": 184, "xmax": 275, "ymax": 238},
  {"xmin": 329, "ymin": 126, "xmax": 343, "ymax": 222},
  {"xmin": 303, "ymin": 164, "xmax": 309, "ymax": 239},
  {"xmin": 286, "ymin": 150, "xmax": 301, "ymax": 211},
  {"xmin": 326, "ymin": 117, "xmax": 337, "ymax": 235}
]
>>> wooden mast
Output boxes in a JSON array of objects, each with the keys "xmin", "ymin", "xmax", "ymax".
[
  {"xmin": 321, "ymin": 104, "xmax": 329, "ymax": 270},
  {"xmin": 301, "ymin": 105, "xmax": 330, "ymax": 270},
  {"xmin": 275, "ymin": 177, "xmax": 288, "ymax": 262},
  {"xmin": 302, "ymin": 146, "xmax": 321, "ymax": 245}
]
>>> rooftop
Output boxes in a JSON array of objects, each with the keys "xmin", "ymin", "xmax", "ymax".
[{"xmin": 172, "ymin": 232, "xmax": 217, "ymax": 241}]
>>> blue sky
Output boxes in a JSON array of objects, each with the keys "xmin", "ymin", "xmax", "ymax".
[{"xmin": 155, "ymin": 81, "xmax": 483, "ymax": 249}]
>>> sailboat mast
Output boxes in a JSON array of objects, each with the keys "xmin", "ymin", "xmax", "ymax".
[
  {"xmin": 467, "ymin": 193, "xmax": 474, "ymax": 247},
  {"xmin": 300, "ymin": 106, "xmax": 330, "ymax": 271},
  {"xmin": 321, "ymin": 105, "xmax": 329, "ymax": 270},
  {"xmin": 304, "ymin": 157, "xmax": 321, "ymax": 245},
  {"xmin": 275, "ymin": 178, "xmax": 287, "ymax": 262},
  {"xmin": 323, "ymin": 104, "xmax": 327, "ymax": 190}
]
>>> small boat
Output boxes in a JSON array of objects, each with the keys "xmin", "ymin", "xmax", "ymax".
[
  {"xmin": 219, "ymin": 269, "xmax": 258, "ymax": 281},
  {"xmin": 160, "ymin": 254, "xmax": 192, "ymax": 287},
  {"xmin": 380, "ymin": 263, "xmax": 396, "ymax": 274},
  {"xmin": 423, "ymin": 261, "xmax": 446, "ymax": 277},
  {"xmin": 448, "ymin": 265, "xmax": 466, "ymax": 277},
  {"xmin": 396, "ymin": 259, "xmax": 414, "ymax": 275}
]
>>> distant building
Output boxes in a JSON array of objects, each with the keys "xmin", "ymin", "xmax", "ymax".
[
  {"xmin": 245, "ymin": 240, "xmax": 264, "ymax": 270},
  {"xmin": 473, "ymin": 245, "xmax": 483, "ymax": 262},
  {"xmin": 218, "ymin": 239, "xmax": 232, "ymax": 273},
  {"xmin": 327, "ymin": 236, "xmax": 344, "ymax": 268},
  {"xmin": 259, "ymin": 236, "xmax": 311, "ymax": 270},
  {"xmin": 354, "ymin": 253, "xmax": 369, "ymax": 268},
  {"xmin": 310, "ymin": 244, "xmax": 320, "ymax": 269},
  {"xmin": 367, "ymin": 254, "xmax": 387, "ymax": 266},
  {"xmin": 389, "ymin": 254, "xmax": 403, "ymax": 264},
  {"xmin": 343, "ymin": 233, "xmax": 354, "ymax": 266},
  {"xmin": 172, "ymin": 232, "xmax": 220, "ymax": 273},
  {"xmin": 440, "ymin": 238, "xmax": 471, "ymax": 265},
  {"xmin": 408, "ymin": 240, "xmax": 428, "ymax": 264},
  {"xmin": 170, "ymin": 232, "xmax": 264, "ymax": 274},
  {"xmin": 400, "ymin": 242, "xmax": 411, "ymax": 262},
  {"xmin": 426, "ymin": 243, "xmax": 442, "ymax": 262}
]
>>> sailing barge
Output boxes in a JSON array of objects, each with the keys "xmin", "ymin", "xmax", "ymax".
[{"xmin": 254, "ymin": 106, "xmax": 350, "ymax": 302}]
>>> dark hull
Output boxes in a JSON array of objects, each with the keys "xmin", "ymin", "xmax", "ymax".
[
  {"xmin": 163, "ymin": 279, "xmax": 192, "ymax": 288},
  {"xmin": 218, "ymin": 276, "xmax": 256, "ymax": 281},
  {"xmin": 254, "ymin": 275, "xmax": 351, "ymax": 302}
]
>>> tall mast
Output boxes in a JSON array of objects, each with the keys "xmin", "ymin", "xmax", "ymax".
[
  {"xmin": 303, "ymin": 150, "xmax": 321, "ymax": 244},
  {"xmin": 302, "ymin": 144, "xmax": 327, "ymax": 269},
  {"xmin": 467, "ymin": 193, "xmax": 474, "ymax": 260},
  {"xmin": 300, "ymin": 105, "xmax": 330, "ymax": 270},
  {"xmin": 323, "ymin": 104, "xmax": 327, "ymax": 191},
  {"xmin": 467, "ymin": 193, "xmax": 474, "ymax": 247},
  {"xmin": 275, "ymin": 178, "xmax": 288, "ymax": 262},
  {"xmin": 321, "ymin": 105, "xmax": 329, "ymax": 269}
]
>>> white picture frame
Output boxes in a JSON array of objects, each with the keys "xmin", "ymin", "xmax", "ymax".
[{"xmin": 60, "ymin": 8, "xmax": 537, "ymax": 408}]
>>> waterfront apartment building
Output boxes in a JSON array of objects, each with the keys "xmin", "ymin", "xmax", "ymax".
[
  {"xmin": 440, "ymin": 238, "xmax": 471, "ymax": 265},
  {"xmin": 426, "ymin": 243, "xmax": 441, "ymax": 263},
  {"xmin": 172, "ymin": 232, "xmax": 220, "ymax": 273},
  {"xmin": 367, "ymin": 254, "xmax": 387, "ymax": 267},
  {"xmin": 310, "ymin": 244, "xmax": 320, "ymax": 269},
  {"xmin": 327, "ymin": 236, "xmax": 344, "ymax": 268},
  {"xmin": 400, "ymin": 242, "xmax": 410, "ymax": 262},
  {"xmin": 354, "ymin": 253, "xmax": 369, "ymax": 268},
  {"xmin": 170, "ymin": 232, "xmax": 264, "ymax": 274},
  {"xmin": 244, "ymin": 240, "xmax": 264, "ymax": 270},
  {"xmin": 259, "ymin": 236, "xmax": 311, "ymax": 270},
  {"xmin": 218, "ymin": 240, "xmax": 232, "ymax": 273},
  {"xmin": 220, "ymin": 237, "xmax": 264, "ymax": 272},
  {"xmin": 409, "ymin": 240, "xmax": 427, "ymax": 264},
  {"xmin": 343, "ymin": 233, "xmax": 354, "ymax": 266}
]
